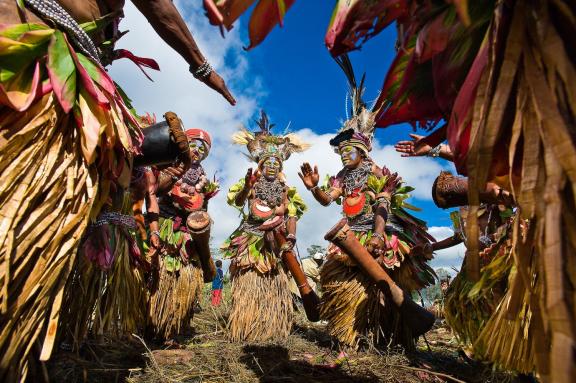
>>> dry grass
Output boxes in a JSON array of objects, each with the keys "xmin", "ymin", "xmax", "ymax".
[
  {"xmin": 48, "ymin": 284, "xmax": 524, "ymax": 383},
  {"xmin": 149, "ymin": 261, "xmax": 204, "ymax": 340},
  {"xmin": 228, "ymin": 269, "xmax": 293, "ymax": 343}
]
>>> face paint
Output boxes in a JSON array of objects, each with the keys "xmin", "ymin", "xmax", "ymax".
[
  {"xmin": 189, "ymin": 139, "xmax": 207, "ymax": 163},
  {"xmin": 339, "ymin": 145, "xmax": 361, "ymax": 168},
  {"xmin": 262, "ymin": 156, "xmax": 281, "ymax": 180}
]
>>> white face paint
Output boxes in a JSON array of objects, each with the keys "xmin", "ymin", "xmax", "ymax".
[
  {"xmin": 339, "ymin": 145, "xmax": 361, "ymax": 168},
  {"xmin": 261, "ymin": 156, "xmax": 281, "ymax": 180},
  {"xmin": 189, "ymin": 139, "xmax": 207, "ymax": 163}
]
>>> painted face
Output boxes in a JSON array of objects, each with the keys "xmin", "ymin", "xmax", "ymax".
[
  {"xmin": 261, "ymin": 156, "xmax": 281, "ymax": 180},
  {"xmin": 339, "ymin": 145, "xmax": 362, "ymax": 168},
  {"xmin": 189, "ymin": 139, "xmax": 207, "ymax": 163}
]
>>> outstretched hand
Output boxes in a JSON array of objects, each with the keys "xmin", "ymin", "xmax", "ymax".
[
  {"xmin": 298, "ymin": 163, "xmax": 319, "ymax": 190},
  {"xmin": 394, "ymin": 134, "xmax": 433, "ymax": 157},
  {"xmin": 165, "ymin": 162, "xmax": 187, "ymax": 179},
  {"xmin": 201, "ymin": 70, "xmax": 236, "ymax": 106}
]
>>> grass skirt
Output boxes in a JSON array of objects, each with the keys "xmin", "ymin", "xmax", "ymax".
[
  {"xmin": 228, "ymin": 268, "xmax": 293, "ymax": 342},
  {"xmin": 321, "ymin": 228, "xmax": 434, "ymax": 350},
  {"xmin": 444, "ymin": 235, "xmax": 513, "ymax": 345},
  {"xmin": 320, "ymin": 256, "xmax": 412, "ymax": 350},
  {"xmin": 0, "ymin": 24, "xmax": 141, "ymax": 382},
  {"xmin": 148, "ymin": 258, "xmax": 203, "ymax": 340},
  {"xmin": 62, "ymin": 225, "xmax": 148, "ymax": 347},
  {"xmin": 444, "ymin": 225, "xmax": 537, "ymax": 373},
  {"xmin": 473, "ymin": 266, "xmax": 537, "ymax": 374},
  {"xmin": 0, "ymin": 94, "xmax": 97, "ymax": 381}
]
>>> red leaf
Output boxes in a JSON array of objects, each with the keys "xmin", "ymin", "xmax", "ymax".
[
  {"xmin": 325, "ymin": 0, "xmax": 408, "ymax": 57},
  {"xmin": 447, "ymin": 36, "xmax": 488, "ymax": 174},
  {"xmin": 245, "ymin": 0, "xmax": 296, "ymax": 50},
  {"xmin": 114, "ymin": 49, "xmax": 160, "ymax": 82}
]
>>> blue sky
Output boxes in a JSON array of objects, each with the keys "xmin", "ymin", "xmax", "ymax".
[
  {"xmin": 109, "ymin": 0, "xmax": 464, "ymax": 270},
  {"xmin": 222, "ymin": 0, "xmax": 456, "ymax": 229}
]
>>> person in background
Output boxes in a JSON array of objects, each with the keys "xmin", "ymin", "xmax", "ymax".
[
  {"xmin": 212, "ymin": 260, "xmax": 225, "ymax": 306},
  {"xmin": 302, "ymin": 252, "xmax": 324, "ymax": 295}
]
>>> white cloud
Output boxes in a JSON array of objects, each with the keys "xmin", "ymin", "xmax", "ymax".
[
  {"xmin": 108, "ymin": 1, "xmax": 461, "ymax": 272},
  {"xmin": 428, "ymin": 226, "xmax": 465, "ymax": 271}
]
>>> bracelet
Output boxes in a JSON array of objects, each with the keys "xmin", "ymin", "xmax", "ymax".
[
  {"xmin": 377, "ymin": 197, "xmax": 390, "ymax": 209},
  {"xmin": 428, "ymin": 144, "xmax": 442, "ymax": 158},
  {"xmin": 150, "ymin": 230, "xmax": 160, "ymax": 238},
  {"xmin": 372, "ymin": 232, "xmax": 385, "ymax": 242},
  {"xmin": 286, "ymin": 233, "xmax": 296, "ymax": 241},
  {"xmin": 190, "ymin": 60, "xmax": 213, "ymax": 79}
]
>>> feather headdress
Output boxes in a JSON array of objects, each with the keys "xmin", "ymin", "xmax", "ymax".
[
  {"xmin": 232, "ymin": 110, "xmax": 310, "ymax": 166},
  {"xmin": 329, "ymin": 54, "xmax": 379, "ymax": 153}
]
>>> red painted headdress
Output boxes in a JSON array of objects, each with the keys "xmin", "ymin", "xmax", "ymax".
[{"xmin": 185, "ymin": 128, "xmax": 212, "ymax": 150}]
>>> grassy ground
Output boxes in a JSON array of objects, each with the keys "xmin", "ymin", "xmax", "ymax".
[{"xmin": 48, "ymin": 286, "xmax": 522, "ymax": 383}]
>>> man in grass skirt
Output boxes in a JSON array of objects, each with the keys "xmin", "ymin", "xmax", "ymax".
[
  {"xmin": 299, "ymin": 57, "xmax": 436, "ymax": 350},
  {"xmin": 221, "ymin": 111, "xmax": 309, "ymax": 342},
  {"xmin": 146, "ymin": 128, "xmax": 219, "ymax": 341}
]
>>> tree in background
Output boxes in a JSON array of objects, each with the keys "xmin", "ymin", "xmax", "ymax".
[
  {"xmin": 306, "ymin": 245, "xmax": 324, "ymax": 258},
  {"xmin": 420, "ymin": 268, "xmax": 452, "ymax": 306}
]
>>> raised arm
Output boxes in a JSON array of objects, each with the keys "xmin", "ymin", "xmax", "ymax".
[
  {"xmin": 395, "ymin": 133, "xmax": 454, "ymax": 162},
  {"xmin": 432, "ymin": 235, "xmax": 463, "ymax": 251},
  {"xmin": 234, "ymin": 168, "xmax": 257, "ymax": 207},
  {"xmin": 130, "ymin": 0, "xmax": 236, "ymax": 105},
  {"xmin": 298, "ymin": 163, "xmax": 341, "ymax": 206}
]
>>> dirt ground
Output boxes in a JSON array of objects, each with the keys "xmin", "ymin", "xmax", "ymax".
[{"xmin": 47, "ymin": 289, "xmax": 525, "ymax": 383}]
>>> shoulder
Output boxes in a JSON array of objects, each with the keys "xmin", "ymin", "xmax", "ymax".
[{"xmin": 335, "ymin": 168, "xmax": 347, "ymax": 179}]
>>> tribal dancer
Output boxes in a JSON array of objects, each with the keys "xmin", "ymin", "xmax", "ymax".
[
  {"xmin": 430, "ymin": 171, "xmax": 534, "ymax": 373},
  {"xmin": 222, "ymin": 111, "xmax": 309, "ymax": 342},
  {"xmin": 300, "ymin": 58, "xmax": 436, "ymax": 350},
  {"xmin": 61, "ymin": 112, "xmax": 191, "ymax": 347},
  {"xmin": 395, "ymin": 132, "xmax": 531, "ymax": 372},
  {"xmin": 147, "ymin": 128, "xmax": 219, "ymax": 341},
  {"xmin": 0, "ymin": 1, "xmax": 234, "ymax": 380}
]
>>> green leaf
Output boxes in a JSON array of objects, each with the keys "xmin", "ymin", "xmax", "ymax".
[
  {"xmin": 396, "ymin": 185, "xmax": 415, "ymax": 194},
  {"xmin": 402, "ymin": 202, "xmax": 422, "ymax": 211},
  {"xmin": 0, "ymin": 27, "xmax": 52, "ymax": 83},
  {"xmin": 79, "ymin": 12, "xmax": 118, "ymax": 35},
  {"xmin": 46, "ymin": 30, "xmax": 76, "ymax": 112}
]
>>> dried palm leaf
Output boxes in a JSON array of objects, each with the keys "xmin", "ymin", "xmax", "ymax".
[{"xmin": 228, "ymin": 268, "xmax": 293, "ymax": 342}]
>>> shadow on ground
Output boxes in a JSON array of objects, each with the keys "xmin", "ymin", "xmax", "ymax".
[{"xmin": 240, "ymin": 344, "xmax": 379, "ymax": 383}]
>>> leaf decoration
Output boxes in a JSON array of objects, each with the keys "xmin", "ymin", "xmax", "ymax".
[
  {"xmin": 203, "ymin": 0, "xmax": 295, "ymax": 50},
  {"xmin": 74, "ymin": 88, "xmax": 104, "ymax": 164},
  {"xmin": 325, "ymin": 0, "xmax": 409, "ymax": 57},
  {"xmin": 245, "ymin": 0, "xmax": 296, "ymax": 50},
  {"xmin": 113, "ymin": 49, "xmax": 160, "ymax": 82},
  {"xmin": 0, "ymin": 61, "xmax": 41, "ymax": 111},
  {"xmin": 204, "ymin": 0, "xmax": 258, "ymax": 31},
  {"xmin": 374, "ymin": 2, "xmax": 493, "ymax": 131},
  {"xmin": 46, "ymin": 30, "xmax": 76, "ymax": 113}
]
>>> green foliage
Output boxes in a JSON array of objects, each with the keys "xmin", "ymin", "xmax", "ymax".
[
  {"xmin": 419, "ymin": 268, "xmax": 452, "ymax": 305},
  {"xmin": 307, "ymin": 245, "xmax": 324, "ymax": 257}
]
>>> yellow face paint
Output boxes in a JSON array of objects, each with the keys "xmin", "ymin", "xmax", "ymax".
[
  {"xmin": 189, "ymin": 139, "xmax": 207, "ymax": 162},
  {"xmin": 339, "ymin": 145, "xmax": 361, "ymax": 168},
  {"xmin": 262, "ymin": 157, "xmax": 281, "ymax": 180}
]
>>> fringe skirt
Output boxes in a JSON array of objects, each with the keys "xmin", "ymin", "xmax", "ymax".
[
  {"xmin": 0, "ymin": 94, "xmax": 97, "ymax": 382},
  {"xmin": 148, "ymin": 257, "xmax": 203, "ymax": 340},
  {"xmin": 63, "ymin": 241, "xmax": 148, "ymax": 346},
  {"xmin": 320, "ymin": 256, "xmax": 411, "ymax": 350},
  {"xmin": 228, "ymin": 268, "xmax": 293, "ymax": 342}
]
